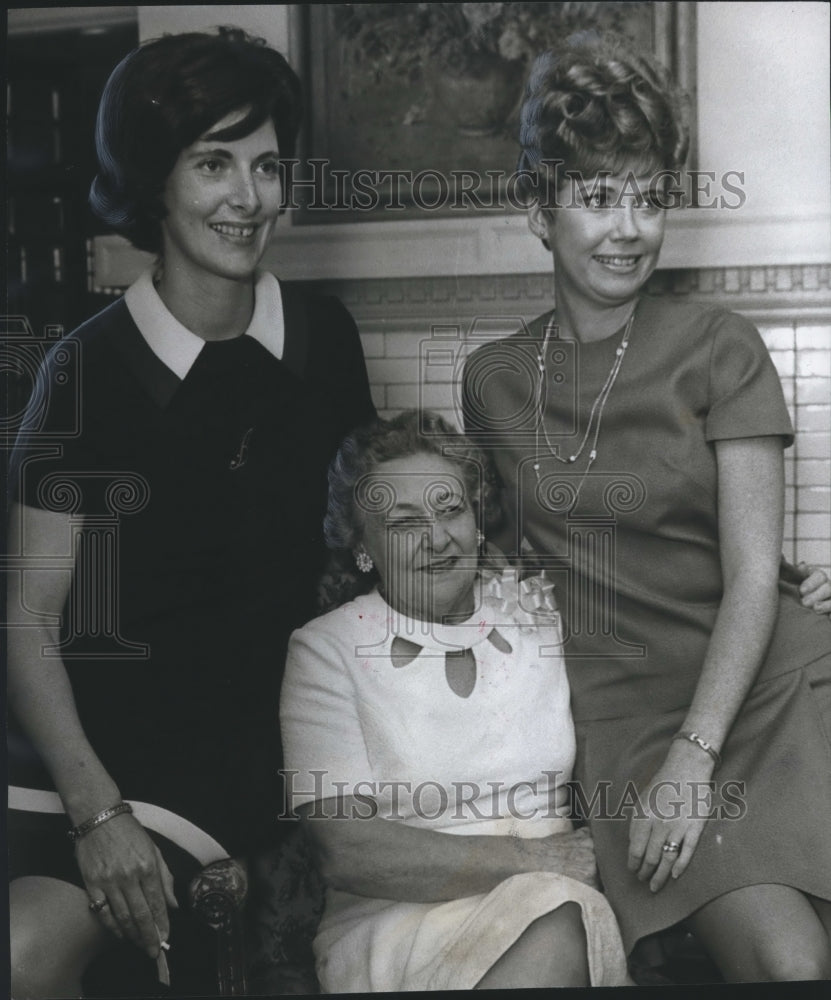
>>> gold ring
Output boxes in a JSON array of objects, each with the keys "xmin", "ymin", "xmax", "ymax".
[
  {"xmin": 88, "ymin": 897, "xmax": 108, "ymax": 913},
  {"xmin": 662, "ymin": 841, "xmax": 681, "ymax": 854}
]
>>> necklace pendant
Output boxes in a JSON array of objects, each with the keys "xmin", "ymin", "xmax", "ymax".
[{"xmin": 535, "ymin": 306, "xmax": 635, "ymax": 484}]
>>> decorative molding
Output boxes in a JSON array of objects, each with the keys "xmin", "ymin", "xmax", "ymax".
[
  {"xmin": 311, "ymin": 266, "xmax": 831, "ymax": 327},
  {"xmin": 645, "ymin": 265, "xmax": 831, "ymax": 323},
  {"xmin": 268, "ymin": 209, "xmax": 831, "ymax": 279},
  {"xmin": 90, "ymin": 227, "xmax": 831, "ymax": 324},
  {"xmin": 93, "ymin": 204, "xmax": 831, "ymax": 290}
]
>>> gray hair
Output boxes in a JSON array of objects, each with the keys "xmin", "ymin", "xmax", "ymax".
[{"xmin": 324, "ymin": 410, "xmax": 500, "ymax": 551}]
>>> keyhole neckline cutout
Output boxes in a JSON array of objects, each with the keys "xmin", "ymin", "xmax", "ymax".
[{"xmin": 390, "ymin": 629, "xmax": 513, "ymax": 699}]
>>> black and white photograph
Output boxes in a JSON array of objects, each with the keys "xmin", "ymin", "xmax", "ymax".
[{"xmin": 3, "ymin": 3, "xmax": 831, "ymax": 997}]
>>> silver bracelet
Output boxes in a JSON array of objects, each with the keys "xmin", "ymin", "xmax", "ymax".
[
  {"xmin": 672, "ymin": 730, "xmax": 722, "ymax": 767},
  {"xmin": 67, "ymin": 801, "xmax": 133, "ymax": 843}
]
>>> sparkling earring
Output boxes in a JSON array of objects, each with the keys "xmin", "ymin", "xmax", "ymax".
[
  {"xmin": 476, "ymin": 530, "xmax": 485, "ymax": 546},
  {"xmin": 354, "ymin": 549, "xmax": 374, "ymax": 573}
]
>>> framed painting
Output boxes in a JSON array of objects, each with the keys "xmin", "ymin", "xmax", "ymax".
[{"xmin": 297, "ymin": 2, "xmax": 697, "ymax": 223}]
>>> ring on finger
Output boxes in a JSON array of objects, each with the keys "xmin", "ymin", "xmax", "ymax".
[
  {"xmin": 662, "ymin": 841, "xmax": 681, "ymax": 854},
  {"xmin": 88, "ymin": 896, "xmax": 109, "ymax": 914}
]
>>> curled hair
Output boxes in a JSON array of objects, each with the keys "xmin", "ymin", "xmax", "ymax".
[
  {"xmin": 89, "ymin": 26, "xmax": 302, "ymax": 253},
  {"xmin": 325, "ymin": 410, "xmax": 500, "ymax": 552},
  {"xmin": 317, "ymin": 410, "xmax": 501, "ymax": 613},
  {"xmin": 516, "ymin": 31, "xmax": 689, "ymax": 202}
]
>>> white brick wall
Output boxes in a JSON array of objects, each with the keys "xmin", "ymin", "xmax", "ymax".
[{"xmin": 759, "ymin": 323, "xmax": 831, "ymax": 569}]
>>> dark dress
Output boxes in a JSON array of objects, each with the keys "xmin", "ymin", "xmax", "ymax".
[
  {"xmin": 463, "ymin": 293, "xmax": 831, "ymax": 951},
  {"xmin": 8, "ymin": 276, "xmax": 376, "ymax": 860}
]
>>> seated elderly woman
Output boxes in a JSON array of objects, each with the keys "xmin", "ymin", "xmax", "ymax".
[{"xmin": 279, "ymin": 410, "xmax": 632, "ymax": 991}]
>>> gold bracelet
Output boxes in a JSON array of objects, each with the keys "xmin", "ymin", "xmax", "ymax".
[
  {"xmin": 67, "ymin": 802, "xmax": 133, "ymax": 843},
  {"xmin": 672, "ymin": 730, "xmax": 722, "ymax": 767}
]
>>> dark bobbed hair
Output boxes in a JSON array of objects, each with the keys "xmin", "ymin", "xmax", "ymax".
[
  {"xmin": 516, "ymin": 31, "xmax": 690, "ymax": 203},
  {"xmin": 325, "ymin": 410, "xmax": 501, "ymax": 552},
  {"xmin": 89, "ymin": 26, "xmax": 303, "ymax": 253}
]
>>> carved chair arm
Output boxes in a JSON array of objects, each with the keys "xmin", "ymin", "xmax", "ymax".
[{"xmin": 188, "ymin": 857, "xmax": 249, "ymax": 997}]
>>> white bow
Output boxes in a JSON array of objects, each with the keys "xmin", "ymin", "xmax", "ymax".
[{"xmin": 480, "ymin": 568, "xmax": 558, "ymax": 631}]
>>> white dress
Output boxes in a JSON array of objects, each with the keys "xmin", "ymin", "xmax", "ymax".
[{"xmin": 280, "ymin": 570, "xmax": 630, "ymax": 991}]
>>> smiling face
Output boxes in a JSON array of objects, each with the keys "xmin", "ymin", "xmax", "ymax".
[
  {"xmin": 357, "ymin": 453, "xmax": 479, "ymax": 623},
  {"xmin": 533, "ymin": 170, "xmax": 666, "ymax": 314},
  {"xmin": 160, "ymin": 111, "xmax": 283, "ymax": 285}
]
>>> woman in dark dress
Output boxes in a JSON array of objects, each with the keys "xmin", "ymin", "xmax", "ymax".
[
  {"xmin": 7, "ymin": 28, "xmax": 374, "ymax": 995},
  {"xmin": 463, "ymin": 33, "xmax": 831, "ymax": 982}
]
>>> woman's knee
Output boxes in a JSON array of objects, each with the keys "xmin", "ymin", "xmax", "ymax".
[
  {"xmin": 10, "ymin": 915, "xmax": 64, "ymax": 998},
  {"xmin": 475, "ymin": 901, "xmax": 591, "ymax": 989},
  {"xmin": 753, "ymin": 942, "xmax": 831, "ymax": 983},
  {"xmin": 11, "ymin": 948, "xmax": 61, "ymax": 999},
  {"xmin": 534, "ymin": 902, "xmax": 591, "ymax": 986},
  {"xmin": 689, "ymin": 884, "xmax": 831, "ymax": 983},
  {"xmin": 10, "ymin": 876, "xmax": 108, "ymax": 998}
]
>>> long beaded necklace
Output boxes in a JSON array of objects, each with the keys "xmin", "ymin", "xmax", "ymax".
[{"xmin": 533, "ymin": 306, "xmax": 637, "ymax": 504}]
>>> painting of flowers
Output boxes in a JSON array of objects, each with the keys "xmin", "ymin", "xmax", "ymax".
[{"xmin": 299, "ymin": 2, "xmax": 694, "ymax": 221}]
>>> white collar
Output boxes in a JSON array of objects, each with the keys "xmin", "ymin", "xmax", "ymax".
[{"xmin": 124, "ymin": 269, "xmax": 284, "ymax": 379}]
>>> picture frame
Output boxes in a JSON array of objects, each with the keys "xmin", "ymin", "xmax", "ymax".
[{"xmin": 296, "ymin": 1, "xmax": 697, "ymax": 223}]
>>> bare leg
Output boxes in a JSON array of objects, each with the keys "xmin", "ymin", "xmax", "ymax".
[
  {"xmin": 474, "ymin": 901, "xmax": 590, "ymax": 989},
  {"xmin": 810, "ymin": 896, "xmax": 831, "ymax": 940},
  {"xmin": 687, "ymin": 884, "xmax": 831, "ymax": 983},
  {"xmin": 10, "ymin": 876, "xmax": 113, "ymax": 998}
]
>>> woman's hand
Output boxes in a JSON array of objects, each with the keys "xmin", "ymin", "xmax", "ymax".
[
  {"xmin": 796, "ymin": 562, "xmax": 831, "ymax": 615},
  {"xmin": 627, "ymin": 743, "xmax": 715, "ymax": 894},
  {"xmin": 302, "ymin": 796, "xmax": 600, "ymax": 902},
  {"xmin": 536, "ymin": 826, "xmax": 599, "ymax": 890},
  {"xmin": 77, "ymin": 813, "xmax": 178, "ymax": 956}
]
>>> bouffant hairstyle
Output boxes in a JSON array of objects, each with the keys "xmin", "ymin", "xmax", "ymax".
[
  {"xmin": 516, "ymin": 31, "xmax": 690, "ymax": 203},
  {"xmin": 89, "ymin": 27, "xmax": 303, "ymax": 253}
]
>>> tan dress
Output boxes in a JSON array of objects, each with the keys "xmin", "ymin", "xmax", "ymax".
[{"xmin": 463, "ymin": 294, "xmax": 831, "ymax": 951}]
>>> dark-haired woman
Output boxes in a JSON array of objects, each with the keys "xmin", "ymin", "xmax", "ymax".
[
  {"xmin": 464, "ymin": 34, "xmax": 831, "ymax": 983},
  {"xmin": 7, "ymin": 28, "xmax": 374, "ymax": 996}
]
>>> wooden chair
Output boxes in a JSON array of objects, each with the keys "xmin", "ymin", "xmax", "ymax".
[{"xmin": 9, "ymin": 785, "xmax": 250, "ymax": 996}]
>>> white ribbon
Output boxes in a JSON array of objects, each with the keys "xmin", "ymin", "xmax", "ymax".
[{"xmin": 481, "ymin": 568, "xmax": 558, "ymax": 631}]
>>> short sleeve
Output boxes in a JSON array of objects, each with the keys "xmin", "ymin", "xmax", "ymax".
[
  {"xmin": 279, "ymin": 619, "xmax": 374, "ymax": 811},
  {"xmin": 319, "ymin": 294, "xmax": 377, "ymax": 435},
  {"xmin": 301, "ymin": 292, "xmax": 375, "ymax": 416},
  {"xmin": 706, "ymin": 312, "xmax": 794, "ymax": 445},
  {"xmin": 8, "ymin": 338, "xmax": 105, "ymax": 511}
]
